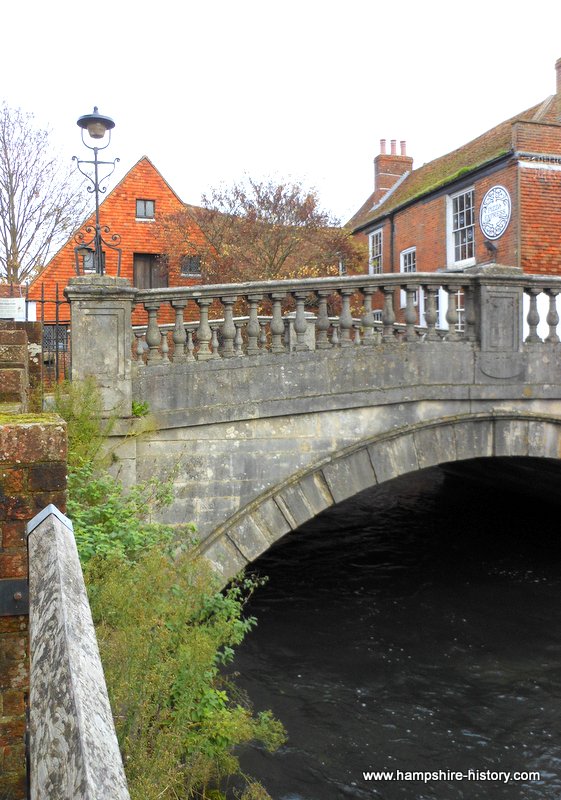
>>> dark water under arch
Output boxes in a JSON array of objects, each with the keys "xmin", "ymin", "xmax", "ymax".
[{"xmin": 225, "ymin": 458, "xmax": 561, "ymax": 800}]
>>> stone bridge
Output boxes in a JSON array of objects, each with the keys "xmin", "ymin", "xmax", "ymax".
[{"xmin": 66, "ymin": 265, "xmax": 561, "ymax": 579}]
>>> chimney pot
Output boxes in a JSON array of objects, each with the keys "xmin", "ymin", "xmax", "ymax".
[
  {"xmin": 400, "ymin": 140, "xmax": 406, "ymax": 156},
  {"xmin": 380, "ymin": 138, "xmax": 386, "ymax": 155},
  {"xmin": 556, "ymin": 57, "xmax": 561, "ymax": 96},
  {"xmin": 390, "ymin": 139, "xmax": 397, "ymax": 155}
]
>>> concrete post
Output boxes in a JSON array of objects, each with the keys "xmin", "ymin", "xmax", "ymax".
[
  {"xmin": 65, "ymin": 276, "xmax": 137, "ymax": 416},
  {"xmin": 27, "ymin": 505, "xmax": 131, "ymax": 800}
]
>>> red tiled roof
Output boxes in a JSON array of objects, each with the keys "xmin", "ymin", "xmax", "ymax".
[{"xmin": 350, "ymin": 97, "xmax": 558, "ymax": 232}]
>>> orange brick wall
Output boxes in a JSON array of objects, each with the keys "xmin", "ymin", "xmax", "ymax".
[
  {"xmin": 369, "ymin": 162, "xmax": 521, "ymax": 273},
  {"xmin": 520, "ymin": 165, "xmax": 561, "ymax": 274},
  {"xmin": 28, "ymin": 157, "xmax": 205, "ymax": 325}
]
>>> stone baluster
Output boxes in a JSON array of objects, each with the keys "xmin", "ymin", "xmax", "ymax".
[
  {"xmin": 269, "ymin": 292, "xmax": 286, "ymax": 354},
  {"xmin": 259, "ymin": 320, "xmax": 268, "ymax": 353},
  {"xmin": 161, "ymin": 330, "xmax": 170, "ymax": 363},
  {"xmin": 330, "ymin": 321, "xmax": 340, "ymax": 347},
  {"xmin": 293, "ymin": 291, "xmax": 309, "ymax": 351},
  {"xmin": 284, "ymin": 317, "xmax": 292, "ymax": 349},
  {"xmin": 360, "ymin": 287, "xmax": 376, "ymax": 346},
  {"xmin": 186, "ymin": 329, "xmax": 195, "ymax": 361},
  {"xmin": 220, "ymin": 296, "xmax": 237, "ymax": 358},
  {"xmin": 463, "ymin": 285, "xmax": 476, "ymax": 342},
  {"xmin": 353, "ymin": 323, "xmax": 361, "ymax": 345},
  {"xmin": 315, "ymin": 289, "xmax": 332, "ymax": 350},
  {"xmin": 525, "ymin": 288, "xmax": 542, "ymax": 343},
  {"xmin": 246, "ymin": 295, "xmax": 262, "ymax": 355},
  {"xmin": 195, "ymin": 298, "xmax": 213, "ymax": 360},
  {"xmin": 210, "ymin": 324, "xmax": 221, "ymax": 359},
  {"xmin": 404, "ymin": 285, "xmax": 418, "ymax": 342},
  {"xmin": 545, "ymin": 289, "xmax": 560, "ymax": 343},
  {"xmin": 445, "ymin": 286, "xmax": 460, "ymax": 341},
  {"xmin": 145, "ymin": 302, "xmax": 162, "ymax": 364},
  {"xmin": 135, "ymin": 333, "xmax": 146, "ymax": 363},
  {"xmin": 338, "ymin": 288, "xmax": 354, "ymax": 347},
  {"xmin": 382, "ymin": 286, "xmax": 396, "ymax": 342},
  {"xmin": 234, "ymin": 321, "xmax": 244, "ymax": 356},
  {"xmin": 422, "ymin": 285, "xmax": 439, "ymax": 341},
  {"xmin": 172, "ymin": 301, "xmax": 187, "ymax": 361}
]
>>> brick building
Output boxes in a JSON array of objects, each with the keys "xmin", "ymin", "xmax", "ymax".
[
  {"xmin": 349, "ymin": 58, "xmax": 561, "ymax": 290},
  {"xmin": 27, "ymin": 156, "xmax": 206, "ymax": 329}
]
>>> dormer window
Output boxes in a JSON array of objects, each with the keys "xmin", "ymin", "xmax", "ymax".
[{"xmin": 136, "ymin": 199, "xmax": 155, "ymax": 219}]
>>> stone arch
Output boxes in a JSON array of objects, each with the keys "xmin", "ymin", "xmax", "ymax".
[{"xmin": 201, "ymin": 411, "xmax": 561, "ymax": 581}]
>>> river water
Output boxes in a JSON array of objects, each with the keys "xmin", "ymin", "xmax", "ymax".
[{"xmin": 227, "ymin": 460, "xmax": 561, "ymax": 799}]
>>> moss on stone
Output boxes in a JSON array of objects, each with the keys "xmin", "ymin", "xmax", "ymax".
[{"xmin": 0, "ymin": 412, "xmax": 63, "ymax": 426}]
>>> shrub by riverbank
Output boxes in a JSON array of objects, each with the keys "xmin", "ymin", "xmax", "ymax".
[{"xmin": 55, "ymin": 380, "xmax": 285, "ymax": 799}]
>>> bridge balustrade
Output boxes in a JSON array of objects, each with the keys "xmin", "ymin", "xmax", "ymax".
[
  {"xmin": 522, "ymin": 280, "xmax": 561, "ymax": 342},
  {"xmin": 132, "ymin": 273, "xmax": 476, "ymax": 364}
]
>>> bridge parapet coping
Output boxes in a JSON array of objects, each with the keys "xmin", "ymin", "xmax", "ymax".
[{"xmin": 26, "ymin": 505, "xmax": 130, "ymax": 800}]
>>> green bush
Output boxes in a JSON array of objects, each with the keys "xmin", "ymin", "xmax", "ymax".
[
  {"xmin": 87, "ymin": 553, "xmax": 285, "ymax": 800},
  {"xmin": 55, "ymin": 379, "xmax": 285, "ymax": 799}
]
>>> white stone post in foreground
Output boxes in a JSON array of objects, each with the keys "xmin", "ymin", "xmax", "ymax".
[{"xmin": 26, "ymin": 505, "xmax": 130, "ymax": 800}]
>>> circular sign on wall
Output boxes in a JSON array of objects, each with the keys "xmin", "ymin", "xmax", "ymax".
[{"xmin": 479, "ymin": 185, "xmax": 512, "ymax": 240}]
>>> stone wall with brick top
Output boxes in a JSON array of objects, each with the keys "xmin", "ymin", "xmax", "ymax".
[{"xmin": 0, "ymin": 415, "xmax": 67, "ymax": 800}]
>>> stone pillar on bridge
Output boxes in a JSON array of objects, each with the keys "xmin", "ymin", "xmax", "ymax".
[
  {"xmin": 466, "ymin": 262, "xmax": 524, "ymax": 380},
  {"xmin": 65, "ymin": 276, "xmax": 137, "ymax": 417}
]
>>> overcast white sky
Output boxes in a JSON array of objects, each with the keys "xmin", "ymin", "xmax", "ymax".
[{"xmin": 4, "ymin": 1, "xmax": 561, "ymax": 223}]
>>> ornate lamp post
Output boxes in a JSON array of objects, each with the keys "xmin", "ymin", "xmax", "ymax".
[{"xmin": 73, "ymin": 107, "xmax": 121, "ymax": 275}]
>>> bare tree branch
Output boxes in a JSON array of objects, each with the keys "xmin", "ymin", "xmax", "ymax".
[{"xmin": 0, "ymin": 103, "xmax": 90, "ymax": 284}]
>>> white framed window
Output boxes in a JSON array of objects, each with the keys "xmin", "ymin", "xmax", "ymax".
[
  {"xmin": 447, "ymin": 188, "xmax": 475, "ymax": 267},
  {"xmin": 369, "ymin": 228, "xmax": 383, "ymax": 274},
  {"xmin": 400, "ymin": 247, "xmax": 417, "ymax": 308},
  {"xmin": 136, "ymin": 199, "xmax": 155, "ymax": 219}
]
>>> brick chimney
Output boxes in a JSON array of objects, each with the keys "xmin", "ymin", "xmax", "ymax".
[{"xmin": 373, "ymin": 138, "xmax": 413, "ymax": 204}]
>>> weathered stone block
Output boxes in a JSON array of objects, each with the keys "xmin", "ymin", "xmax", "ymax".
[
  {"xmin": 527, "ymin": 420, "xmax": 561, "ymax": 458},
  {"xmin": 204, "ymin": 536, "xmax": 248, "ymax": 580},
  {"xmin": 0, "ymin": 330, "xmax": 27, "ymax": 345},
  {"xmin": 0, "ymin": 552, "xmax": 27, "ymax": 578},
  {"xmin": 454, "ymin": 419, "xmax": 494, "ymax": 462},
  {"xmin": 322, "ymin": 449, "xmax": 377, "ymax": 504},
  {"xmin": 227, "ymin": 516, "xmax": 272, "ymax": 561},
  {"xmin": 28, "ymin": 462, "xmax": 67, "ymax": 492},
  {"xmin": 0, "ymin": 343, "xmax": 27, "ymax": 367},
  {"xmin": 274, "ymin": 484, "xmax": 318, "ymax": 528},
  {"xmin": 0, "ymin": 418, "xmax": 67, "ymax": 464},
  {"xmin": 0, "ymin": 468, "xmax": 26, "ymax": 493},
  {"xmin": 494, "ymin": 418, "xmax": 529, "ymax": 456},
  {"xmin": 0, "ymin": 521, "xmax": 25, "ymax": 548},
  {"xmin": 253, "ymin": 498, "xmax": 292, "ymax": 540},
  {"xmin": 414, "ymin": 424, "xmax": 457, "ymax": 470},
  {"xmin": 0, "ymin": 368, "xmax": 26, "ymax": 402},
  {"xmin": 368, "ymin": 434, "xmax": 419, "ymax": 483}
]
